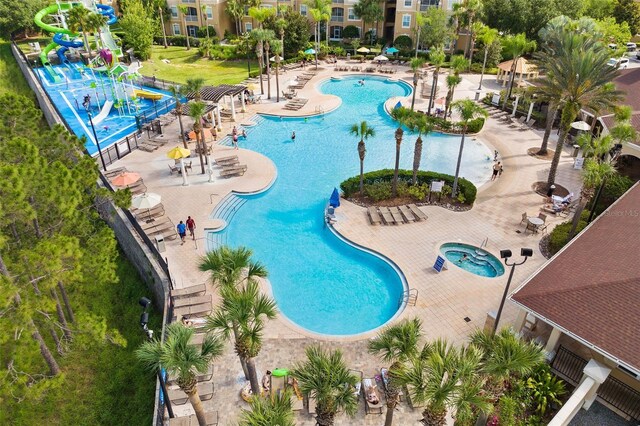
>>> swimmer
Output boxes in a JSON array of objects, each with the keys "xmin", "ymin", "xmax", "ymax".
[
  {"xmin": 291, "ymin": 131, "xmax": 296, "ymax": 141},
  {"xmin": 458, "ymin": 254, "xmax": 468, "ymax": 263}
]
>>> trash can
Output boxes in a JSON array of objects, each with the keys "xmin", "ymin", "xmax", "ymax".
[
  {"xmin": 474, "ymin": 90, "xmax": 481, "ymax": 101},
  {"xmin": 572, "ymin": 144, "xmax": 580, "ymax": 157},
  {"xmin": 155, "ymin": 235, "xmax": 166, "ymax": 253}
]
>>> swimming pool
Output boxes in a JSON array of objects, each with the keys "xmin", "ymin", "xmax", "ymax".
[
  {"xmin": 440, "ymin": 243, "xmax": 505, "ymax": 278},
  {"xmin": 36, "ymin": 64, "xmax": 174, "ymax": 156},
  {"xmin": 208, "ymin": 75, "xmax": 493, "ymax": 335}
]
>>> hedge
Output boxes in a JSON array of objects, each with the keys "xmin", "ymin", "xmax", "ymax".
[
  {"xmin": 340, "ymin": 169, "xmax": 477, "ymax": 204},
  {"xmin": 548, "ymin": 210, "xmax": 589, "ymax": 255}
]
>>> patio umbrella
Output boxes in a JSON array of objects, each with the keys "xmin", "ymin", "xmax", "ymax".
[
  {"xmin": 571, "ymin": 121, "xmax": 591, "ymax": 131},
  {"xmin": 111, "ymin": 171, "xmax": 140, "ymax": 187},
  {"xmin": 304, "ymin": 48, "xmax": 316, "ymax": 55},
  {"xmin": 394, "ymin": 101, "xmax": 403, "ymax": 109},
  {"xmin": 131, "ymin": 192, "xmax": 162, "ymax": 221},
  {"xmin": 356, "ymin": 47, "xmax": 370, "ymax": 53},
  {"xmin": 373, "ymin": 55, "xmax": 388, "ymax": 61},
  {"xmin": 329, "ymin": 188, "xmax": 340, "ymax": 208},
  {"xmin": 270, "ymin": 55, "xmax": 283, "ymax": 62},
  {"xmin": 166, "ymin": 146, "xmax": 191, "ymax": 186},
  {"xmin": 386, "ymin": 47, "xmax": 399, "ymax": 54}
]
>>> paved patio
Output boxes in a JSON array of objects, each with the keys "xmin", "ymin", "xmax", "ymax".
[{"xmin": 109, "ymin": 63, "xmax": 584, "ymax": 425}]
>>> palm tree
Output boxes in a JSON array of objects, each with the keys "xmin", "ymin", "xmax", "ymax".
[
  {"xmin": 135, "ymin": 323, "xmax": 224, "ymax": 426},
  {"xmin": 86, "ymin": 12, "xmax": 108, "ymax": 52},
  {"xmin": 389, "ymin": 107, "xmax": 412, "ymax": 197},
  {"xmin": 177, "ymin": 5, "xmax": 192, "ymax": 50},
  {"xmin": 349, "ymin": 121, "xmax": 376, "ymax": 196},
  {"xmin": 307, "ymin": 0, "xmax": 331, "ymax": 68},
  {"xmin": 227, "ymin": 0, "xmax": 244, "ymax": 35},
  {"xmin": 406, "ymin": 115, "xmax": 433, "ymax": 185},
  {"xmin": 410, "ymin": 58, "xmax": 426, "ymax": 111},
  {"xmin": 250, "ymin": 28, "xmax": 268, "ymax": 95},
  {"xmin": 368, "ymin": 318, "xmax": 422, "ymax": 426},
  {"xmin": 188, "ymin": 101, "xmax": 207, "ymax": 174},
  {"xmin": 535, "ymin": 32, "xmax": 622, "ymax": 187},
  {"xmin": 199, "ymin": 246, "xmax": 268, "ymax": 378},
  {"xmin": 292, "ymin": 346, "xmax": 359, "ymax": 426},
  {"xmin": 207, "ymin": 280, "xmax": 277, "ymax": 396},
  {"xmin": 354, "ymin": 0, "xmax": 384, "ymax": 46},
  {"xmin": 427, "ymin": 47, "xmax": 446, "ymax": 115},
  {"xmin": 169, "ymin": 85, "xmax": 188, "ymax": 148},
  {"xmin": 272, "ymin": 39, "xmax": 283, "ymax": 102},
  {"xmin": 450, "ymin": 99, "xmax": 488, "ymax": 198},
  {"xmin": 462, "ymin": 0, "xmax": 482, "ymax": 63},
  {"xmin": 475, "ymin": 24, "xmax": 499, "ymax": 91},
  {"xmin": 444, "ymin": 55, "xmax": 468, "ymax": 119},
  {"xmin": 66, "ymin": 6, "xmax": 95, "ymax": 59},
  {"xmin": 501, "ymin": 34, "xmax": 537, "ymax": 110},
  {"xmin": 239, "ymin": 391, "xmax": 296, "ymax": 426}
]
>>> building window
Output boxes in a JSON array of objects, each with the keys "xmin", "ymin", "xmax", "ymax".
[
  {"xmin": 172, "ymin": 23, "xmax": 181, "ymax": 35},
  {"xmin": 261, "ymin": 4, "xmax": 273, "ymax": 8},
  {"xmin": 170, "ymin": 5, "xmax": 178, "ymax": 18},
  {"xmin": 420, "ymin": 0, "xmax": 440, "ymax": 11},
  {"xmin": 205, "ymin": 6, "xmax": 213, "ymax": 19},
  {"xmin": 187, "ymin": 25, "xmax": 198, "ymax": 37},
  {"xmin": 348, "ymin": 8, "xmax": 358, "ymax": 20},
  {"xmin": 331, "ymin": 7, "xmax": 344, "ymax": 22},
  {"xmin": 184, "ymin": 6, "xmax": 198, "ymax": 22},
  {"xmin": 330, "ymin": 26, "xmax": 343, "ymax": 39},
  {"xmin": 404, "ymin": 0, "xmax": 412, "ymax": 6},
  {"xmin": 245, "ymin": 22, "xmax": 253, "ymax": 32},
  {"xmin": 402, "ymin": 15, "xmax": 411, "ymax": 28},
  {"xmin": 300, "ymin": 4, "xmax": 307, "ymax": 16}
]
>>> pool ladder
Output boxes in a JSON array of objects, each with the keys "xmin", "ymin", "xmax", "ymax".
[
  {"xmin": 399, "ymin": 289, "xmax": 418, "ymax": 307},
  {"xmin": 480, "ymin": 237, "xmax": 489, "ymax": 248}
]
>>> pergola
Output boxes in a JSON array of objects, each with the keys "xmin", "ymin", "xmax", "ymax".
[
  {"xmin": 496, "ymin": 58, "xmax": 539, "ymax": 87},
  {"xmin": 186, "ymin": 85, "xmax": 247, "ymax": 123}
]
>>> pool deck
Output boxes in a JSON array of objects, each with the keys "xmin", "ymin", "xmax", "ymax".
[{"xmin": 109, "ymin": 63, "xmax": 583, "ymax": 425}]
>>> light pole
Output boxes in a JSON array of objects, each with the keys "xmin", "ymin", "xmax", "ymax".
[
  {"xmin": 138, "ymin": 297, "xmax": 175, "ymax": 419},
  {"xmin": 87, "ymin": 111, "xmax": 107, "ymax": 171},
  {"xmin": 492, "ymin": 248, "xmax": 533, "ymax": 334}
]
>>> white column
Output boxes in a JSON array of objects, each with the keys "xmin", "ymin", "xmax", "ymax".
[
  {"xmin": 513, "ymin": 309, "xmax": 528, "ymax": 334},
  {"xmin": 230, "ymin": 95, "xmax": 236, "ymax": 122},
  {"xmin": 545, "ymin": 327, "xmax": 562, "ymax": 359},
  {"xmin": 241, "ymin": 91, "xmax": 246, "ymax": 113},
  {"xmin": 179, "ymin": 157, "xmax": 189, "ymax": 186},
  {"xmin": 527, "ymin": 101, "xmax": 535, "ymax": 122},
  {"xmin": 215, "ymin": 105, "xmax": 222, "ymax": 130},
  {"xmin": 511, "ymin": 95, "xmax": 520, "ymax": 117}
]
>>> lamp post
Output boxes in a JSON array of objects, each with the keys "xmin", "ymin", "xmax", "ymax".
[
  {"xmin": 87, "ymin": 111, "xmax": 107, "ymax": 171},
  {"xmin": 492, "ymin": 248, "xmax": 533, "ymax": 334},
  {"xmin": 138, "ymin": 297, "xmax": 175, "ymax": 419}
]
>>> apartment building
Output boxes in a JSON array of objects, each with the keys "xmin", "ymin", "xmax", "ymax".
[{"xmin": 165, "ymin": 0, "xmax": 234, "ymax": 38}]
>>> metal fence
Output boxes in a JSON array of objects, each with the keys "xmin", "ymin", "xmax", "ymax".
[{"xmin": 551, "ymin": 345, "xmax": 588, "ymax": 384}]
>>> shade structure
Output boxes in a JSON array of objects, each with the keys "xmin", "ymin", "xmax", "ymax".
[
  {"xmin": 166, "ymin": 146, "xmax": 191, "ymax": 160},
  {"xmin": 270, "ymin": 55, "xmax": 283, "ymax": 62},
  {"xmin": 304, "ymin": 48, "xmax": 316, "ymax": 55},
  {"xmin": 111, "ymin": 172, "xmax": 140, "ymax": 187},
  {"xmin": 356, "ymin": 47, "xmax": 370, "ymax": 53},
  {"xmin": 131, "ymin": 192, "xmax": 162, "ymax": 210},
  {"xmin": 373, "ymin": 55, "xmax": 388, "ymax": 61},
  {"xmin": 329, "ymin": 188, "xmax": 340, "ymax": 208},
  {"xmin": 386, "ymin": 47, "xmax": 399, "ymax": 54},
  {"xmin": 571, "ymin": 121, "xmax": 591, "ymax": 131}
]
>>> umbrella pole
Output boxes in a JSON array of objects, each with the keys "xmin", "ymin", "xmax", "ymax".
[
  {"xmin": 180, "ymin": 157, "xmax": 189, "ymax": 186},
  {"xmin": 207, "ymin": 152, "xmax": 214, "ymax": 183}
]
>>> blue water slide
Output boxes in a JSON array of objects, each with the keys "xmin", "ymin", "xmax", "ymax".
[
  {"xmin": 96, "ymin": 4, "xmax": 117, "ymax": 25},
  {"xmin": 53, "ymin": 32, "xmax": 83, "ymax": 48},
  {"xmin": 56, "ymin": 46, "xmax": 70, "ymax": 64}
]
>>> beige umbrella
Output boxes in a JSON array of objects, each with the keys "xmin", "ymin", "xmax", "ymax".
[
  {"xmin": 356, "ymin": 47, "xmax": 370, "ymax": 53},
  {"xmin": 111, "ymin": 172, "xmax": 141, "ymax": 187},
  {"xmin": 131, "ymin": 192, "xmax": 162, "ymax": 222},
  {"xmin": 166, "ymin": 146, "xmax": 191, "ymax": 186}
]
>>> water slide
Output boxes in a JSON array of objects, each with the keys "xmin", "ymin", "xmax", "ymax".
[
  {"xmin": 133, "ymin": 89, "xmax": 162, "ymax": 101},
  {"xmin": 34, "ymin": 3, "xmax": 77, "ymax": 82},
  {"xmin": 88, "ymin": 100, "xmax": 114, "ymax": 126},
  {"xmin": 96, "ymin": 4, "xmax": 122, "ymax": 57}
]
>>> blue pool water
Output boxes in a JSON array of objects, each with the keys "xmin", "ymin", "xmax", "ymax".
[
  {"xmin": 36, "ymin": 64, "xmax": 174, "ymax": 155},
  {"xmin": 440, "ymin": 243, "xmax": 505, "ymax": 278},
  {"xmin": 209, "ymin": 76, "xmax": 493, "ymax": 335}
]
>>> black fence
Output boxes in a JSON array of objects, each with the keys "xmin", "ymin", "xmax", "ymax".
[
  {"xmin": 135, "ymin": 98, "xmax": 176, "ymax": 132},
  {"xmin": 139, "ymin": 75, "xmax": 180, "ymax": 91},
  {"xmin": 551, "ymin": 345, "xmax": 588, "ymax": 384}
]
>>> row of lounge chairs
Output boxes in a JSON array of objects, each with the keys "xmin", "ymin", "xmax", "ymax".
[
  {"xmin": 284, "ymin": 97, "xmax": 308, "ymax": 111},
  {"xmin": 138, "ymin": 136, "xmax": 169, "ymax": 153},
  {"xmin": 171, "ymin": 283, "xmax": 213, "ymax": 322},
  {"xmin": 367, "ymin": 204, "xmax": 428, "ymax": 225},
  {"xmin": 487, "ymin": 106, "xmax": 536, "ymax": 131},
  {"xmin": 335, "ymin": 65, "xmax": 361, "ymax": 71},
  {"xmin": 215, "ymin": 154, "xmax": 248, "ymax": 177},
  {"xmin": 168, "ymin": 410, "xmax": 218, "ymax": 426},
  {"xmin": 288, "ymin": 72, "xmax": 316, "ymax": 89},
  {"xmin": 378, "ymin": 67, "xmax": 398, "ymax": 74}
]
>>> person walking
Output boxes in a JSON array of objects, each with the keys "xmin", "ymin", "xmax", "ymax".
[
  {"xmin": 177, "ymin": 221, "xmax": 187, "ymax": 245},
  {"xmin": 491, "ymin": 161, "xmax": 501, "ymax": 181},
  {"xmin": 186, "ymin": 216, "xmax": 196, "ymax": 240}
]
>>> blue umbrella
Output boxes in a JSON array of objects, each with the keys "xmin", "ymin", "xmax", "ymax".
[
  {"xmin": 386, "ymin": 47, "xmax": 399, "ymax": 54},
  {"xmin": 329, "ymin": 187, "xmax": 340, "ymax": 208},
  {"xmin": 394, "ymin": 101, "xmax": 403, "ymax": 109},
  {"xmin": 304, "ymin": 48, "xmax": 316, "ymax": 55}
]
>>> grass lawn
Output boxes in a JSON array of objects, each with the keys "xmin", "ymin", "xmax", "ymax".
[
  {"xmin": 139, "ymin": 45, "xmax": 258, "ymax": 86},
  {"xmin": 0, "ymin": 39, "xmax": 33, "ymax": 97}
]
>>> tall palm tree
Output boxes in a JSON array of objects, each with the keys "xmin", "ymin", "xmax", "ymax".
[
  {"xmin": 535, "ymin": 32, "xmax": 622, "ymax": 187},
  {"xmin": 188, "ymin": 101, "xmax": 207, "ymax": 174},
  {"xmin": 475, "ymin": 24, "xmax": 499, "ymax": 91},
  {"xmin": 444, "ymin": 55, "xmax": 468, "ymax": 118},
  {"xmin": 389, "ymin": 107, "xmax": 411, "ymax": 197},
  {"xmin": 66, "ymin": 6, "xmax": 99, "ymax": 60},
  {"xmin": 177, "ymin": 5, "xmax": 192, "ymax": 50},
  {"xmin": 349, "ymin": 121, "xmax": 376, "ymax": 196},
  {"xmin": 292, "ymin": 346, "xmax": 359, "ymax": 426},
  {"xmin": 307, "ymin": 0, "xmax": 331, "ymax": 68},
  {"xmin": 207, "ymin": 280, "xmax": 277, "ymax": 396},
  {"xmin": 239, "ymin": 391, "xmax": 296, "ymax": 426},
  {"xmin": 354, "ymin": 0, "xmax": 383, "ymax": 46},
  {"xmin": 427, "ymin": 47, "xmax": 446, "ymax": 115},
  {"xmin": 271, "ymin": 39, "xmax": 283, "ymax": 102},
  {"xmin": 501, "ymin": 34, "xmax": 537, "ymax": 110},
  {"xmin": 407, "ymin": 115, "xmax": 433, "ymax": 185},
  {"xmin": 368, "ymin": 318, "xmax": 422, "ymax": 426},
  {"xmin": 86, "ymin": 12, "xmax": 108, "ymax": 52},
  {"xmin": 410, "ymin": 57, "xmax": 426, "ymax": 111},
  {"xmin": 169, "ymin": 85, "xmax": 188, "ymax": 148},
  {"xmin": 250, "ymin": 28, "xmax": 268, "ymax": 95},
  {"xmin": 135, "ymin": 323, "xmax": 224, "ymax": 426},
  {"xmin": 462, "ymin": 0, "xmax": 482, "ymax": 63},
  {"xmin": 450, "ymin": 99, "xmax": 488, "ymax": 198},
  {"xmin": 199, "ymin": 246, "xmax": 268, "ymax": 378}
]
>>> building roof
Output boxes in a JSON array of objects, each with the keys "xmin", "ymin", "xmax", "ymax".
[
  {"xmin": 511, "ymin": 182, "xmax": 640, "ymax": 373},
  {"xmin": 186, "ymin": 85, "xmax": 246, "ymax": 102},
  {"xmin": 497, "ymin": 57, "xmax": 537, "ymax": 74}
]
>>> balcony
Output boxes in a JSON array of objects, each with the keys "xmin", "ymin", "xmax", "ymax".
[
  {"xmin": 332, "ymin": 0, "xmax": 344, "ymax": 3},
  {"xmin": 185, "ymin": 16, "xmax": 198, "ymax": 22},
  {"xmin": 330, "ymin": 16, "xmax": 344, "ymax": 22}
]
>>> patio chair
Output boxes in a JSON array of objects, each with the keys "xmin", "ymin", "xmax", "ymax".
[
  {"xmin": 367, "ymin": 207, "xmax": 382, "ymax": 225},
  {"xmin": 520, "ymin": 212, "xmax": 528, "ymax": 224},
  {"xmin": 173, "ymin": 294, "xmax": 212, "ymax": 309},
  {"xmin": 537, "ymin": 212, "xmax": 547, "ymax": 223},
  {"xmin": 407, "ymin": 204, "xmax": 428, "ymax": 221},
  {"xmin": 378, "ymin": 207, "xmax": 396, "ymax": 225},
  {"xmin": 185, "ymin": 161, "xmax": 193, "ymax": 172},
  {"xmin": 171, "ymin": 283, "xmax": 207, "ymax": 299},
  {"xmin": 388, "ymin": 206, "xmax": 405, "ymax": 224},
  {"xmin": 349, "ymin": 370, "xmax": 363, "ymax": 401},
  {"xmin": 398, "ymin": 205, "xmax": 416, "ymax": 222},
  {"xmin": 362, "ymin": 377, "xmax": 383, "ymax": 415}
]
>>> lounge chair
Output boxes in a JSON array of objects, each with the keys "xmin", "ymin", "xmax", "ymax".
[
  {"xmin": 168, "ymin": 382, "xmax": 214, "ymax": 405},
  {"xmin": 510, "ymin": 116, "xmax": 526, "ymax": 128},
  {"xmin": 388, "ymin": 206, "xmax": 405, "ymax": 224},
  {"xmin": 172, "ymin": 301, "xmax": 213, "ymax": 321},
  {"xmin": 349, "ymin": 369, "xmax": 363, "ymax": 401},
  {"xmin": 368, "ymin": 207, "xmax": 382, "ymax": 225},
  {"xmin": 381, "ymin": 367, "xmax": 404, "ymax": 402},
  {"xmin": 362, "ymin": 377, "xmax": 383, "ymax": 415},
  {"xmin": 171, "ymin": 283, "xmax": 207, "ymax": 299},
  {"xmin": 104, "ymin": 167, "xmax": 127, "ymax": 177},
  {"xmin": 173, "ymin": 294, "xmax": 212, "ymax": 309},
  {"xmin": 290, "ymin": 378, "xmax": 304, "ymax": 411},
  {"xmin": 407, "ymin": 204, "xmax": 428, "ymax": 221},
  {"xmin": 168, "ymin": 411, "xmax": 218, "ymax": 426},
  {"xmin": 168, "ymin": 364, "xmax": 213, "ymax": 385},
  {"xmin": 219, "ymin": 166, "xmax": 247, "ymax": 178},
  {"xmin": 378, "ymin": 207, "xmax": 396, "ymax": 225},
  {"xmin": 521, "ymin": 118, "xmax": 536, "ymax": 130},
  {"xmin": 307, "ymin": 394, "xmax": 317, "ymax": 415},
  {"xmin": 398, "ymin": 205, "xmax": 416, "ymax": 222}
]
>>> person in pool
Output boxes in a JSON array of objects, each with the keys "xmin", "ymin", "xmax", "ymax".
[
  {"xmin": 458, "ymin": 253, "xmax": 468, "ymax": 263},
  {"xmin": 291, "ymin": 131, "xmax": 296, "ymax": 141}
]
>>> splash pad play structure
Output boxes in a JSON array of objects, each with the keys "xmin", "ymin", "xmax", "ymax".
[{"xmin": 33, "ymin": 1, "xmax": 175, "ymax": 155}]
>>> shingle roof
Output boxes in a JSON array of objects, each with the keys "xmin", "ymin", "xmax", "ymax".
[{"xmin": 511, "ymin": 182, "xmax": 640, "ymax": 372}]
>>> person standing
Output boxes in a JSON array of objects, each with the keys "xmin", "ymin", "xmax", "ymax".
[
  {"xmin": 177, "ymin": 221, "xmax": 187, "ymax": 245},
  {"xmin": 186, "ymin": 216, "xmax": 196, "ymax": 240},
  {"xmin": 291, "ymin": 131, "xmax": 296, "ymax": 142},
  {"xmin": 498, "ymin": 164, "xmax": 504, "ymax": 178},
  {"xmin": 491, "ymin": 162, "xmax": 501, "ymax": 181},
  {"xmin": 493, "ymin": 150, "xmax": 499, "ymax": 161},
  {"xmin": 232, "ymin": 133, "xmax": 238, "ymax": 150}
]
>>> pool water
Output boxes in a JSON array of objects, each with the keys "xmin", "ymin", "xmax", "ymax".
[
  {"xmin": 37, "ymin": 65, "xmax": 174, "ymax": 155},
  {"xmin": 209, "ymin": 76, "xmax": 493, "ymax": 335},
  {"xmin": 440, "ymin": 243, "xmax": 505, "ymax": 278}
]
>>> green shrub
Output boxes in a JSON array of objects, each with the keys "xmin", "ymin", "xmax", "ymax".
[
  {"xmin": 341, "ymin": 169, "xmax": 477, "ymax": 204},
  {"xmin": 526, "ymin": 364, "xmax": 566, "ymax": 416},
  {"xmin": 405, "ymin": 183, "xmax": 430, "ymax": 201},
  {"xmin": 364, "ymin": 181, "xmax": 392, "ymax": 201},
  {"xmin": 343, "ymin": 25, "xmax": 360, "ymax": 39},
  {"xmin": 466, "ymin": 117, "xmax": 485, "ymax": 134},
  {"xmin": 394, "ymin": 35, "xmax": 412, "ymax": 49},
  {"xmin": 351, "ymin": 54, "xmax": 363, "ymax": 60},
  {"xmin": 548, "ymin": 211, "xmax": 589, "ymax": 254},
  {"xmin": 197, "ymin": 26, "xmax": 217, "ymax": 38}
]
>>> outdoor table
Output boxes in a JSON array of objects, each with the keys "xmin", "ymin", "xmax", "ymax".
[{"xmin": 527, "ymin": 217, "xmax": 544, "ymax": 234}]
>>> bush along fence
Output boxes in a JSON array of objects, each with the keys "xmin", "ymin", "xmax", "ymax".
[{"xmin": 341, "ymin": 169, "xmax": 477, "ymax": 205}]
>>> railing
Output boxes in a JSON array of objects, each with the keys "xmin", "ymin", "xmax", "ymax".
[
  {"xmin": 185, "ymin": 16, "xmax": 198, "ymax": 22},
  {"xmin": 598, "ymin": 375, "xmax": 640, "ymax": 420},
  {"xmin": 399, "ymin": 289, "xmax": 418, "ymax": 307},
  {"xmin": 330, "ymin": 16, "xmax": 344, "ymax": 22},
  {"xmin": 480, "ymin": 237, "xmax": 489, "ymax": 248},
  {"xmin": 550, "ymin": 345, "xmax": 588, "ymax": 384}
]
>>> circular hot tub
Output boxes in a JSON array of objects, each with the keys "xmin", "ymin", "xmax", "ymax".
[{"xmin": 440, "ymin": 243, "xmax": 505, "ymax": 278}]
